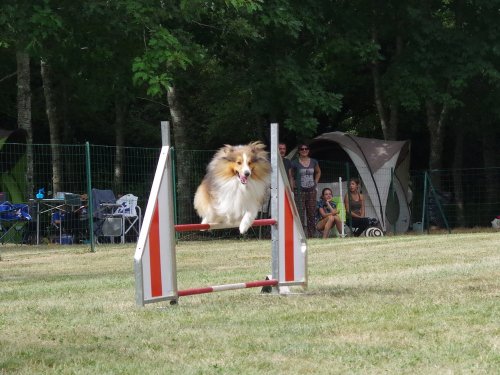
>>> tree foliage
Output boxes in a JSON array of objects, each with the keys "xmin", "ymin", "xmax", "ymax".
[{"xmin": 0, "ymin": 0, "xmax": 499, "ymax": 169}]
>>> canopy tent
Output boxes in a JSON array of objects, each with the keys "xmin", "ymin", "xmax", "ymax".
[{"xmin": 308, "ymin": 132, "xmax": 412, "ymax": 233}]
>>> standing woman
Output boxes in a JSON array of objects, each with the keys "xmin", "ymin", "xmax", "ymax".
[
  {"xmin": 344, "ymin": 177, "xmax": 370, "ymax": 236},
  {"xmin": 289, "ymin": 143, "xmax": 321, "ymax": 238}
]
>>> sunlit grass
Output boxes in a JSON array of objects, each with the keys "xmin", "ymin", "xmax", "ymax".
[{"xmin": 1, "ymin": 233, "xmax": 499, "ymax": 374}]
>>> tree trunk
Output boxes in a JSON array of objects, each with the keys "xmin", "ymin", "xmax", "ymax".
[
  {"xmin": 371, "ymin": 30, "xmax": 400, "ymax": 141},
  {"xmin": 114, "ymin": 95, "xmax": 128, "ymax": 194},
  {"xmin": 387, "ymin": 102, "xmax": 399, "ymax": 141},
  {"xmin": 371, "ymin": 61, "xmax": 389, "ymax": 138},
  {"xmin": 41, "ymin": 58, "xmax": 62, "ymax": 195},
  {"xmin": 452, "ymin": 128, "xmax": 465, "ymax": 226},
  {"xmin": 425, "ymin": 100, "xmax": 448, "ymax": 191},
  {"xmin": 16, "ymin": 51, "xmax": 34, "ymax": 198},
  {"xmin": 60, "ymin": 81, "xmax": 78, "ymax": 193},
  {"xmin": 166, "ymin": 85, "xmax": 191, "ymax": 223},
  {"xmin": 61, "ymin": 81, "xmax": 74, "ymax": 144},
  {"xmin": 371, "ymin": 28, "xmax": 388, "ymax": 139}
]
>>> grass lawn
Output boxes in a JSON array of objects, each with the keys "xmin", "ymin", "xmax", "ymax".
[{"xmin": 1, "ymin": 233, "xmax": 499, "ymax": 374}]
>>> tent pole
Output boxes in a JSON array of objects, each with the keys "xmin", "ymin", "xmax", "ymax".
[
  {"xmin": 345, "ymin": 162, "xmax": 352, "ymax": 234},
  {"xmin": 339, "ymin": 176, "xmax": 345, "ymax": 237},
  {"xmin": 391, "ymin": 167, "xmax": 396, "ymax": 235}
]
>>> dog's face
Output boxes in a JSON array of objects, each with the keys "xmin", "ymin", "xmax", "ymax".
[
  {"xmin": 229, "ymin": 149, "xmax": 252, "ymax": 184},
  {"xmin": 213, "ymin": 142, "xmax": 271, "ymax": 185}
]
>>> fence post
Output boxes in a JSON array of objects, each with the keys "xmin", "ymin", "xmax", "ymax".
[{"xmin": 85, "ymin": 142, "xmax": 95, "ymax": 252}]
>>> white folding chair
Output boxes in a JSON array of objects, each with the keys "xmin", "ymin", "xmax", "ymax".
[{"xmin": 113, "ymin": 194, "xmax": 141, "ymax": 243}]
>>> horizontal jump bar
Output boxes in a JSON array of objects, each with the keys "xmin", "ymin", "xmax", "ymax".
[
  {"xmin": 177, "ymin": 279, "xmax": 278, "ymax": 297},
  {"xmin": 174, "ymin": 219, "xmax": 277, "ymax": 232}
]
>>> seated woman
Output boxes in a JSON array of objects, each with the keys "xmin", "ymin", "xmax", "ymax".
[
  {"xmin": 316, "ymin": 188, "xmax": 343, "ymax": 239},
  {"xmin": 343, "ymin": 177, "xmax": 371, "ymax": 236}
]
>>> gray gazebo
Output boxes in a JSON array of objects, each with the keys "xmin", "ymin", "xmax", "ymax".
[{"xmin": 309, "ymin": 132, "xmax": 412, "ymax": 233}]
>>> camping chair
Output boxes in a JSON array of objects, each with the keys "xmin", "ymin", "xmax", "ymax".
[
  {"xmin": 112, "ymin": 194, "xmax": 141, "ymax": 243},
  {"xmin": 92, "ymin": 189, "xmax": 120, "ymax": 243},
  {"xmin": 91, "ymin": 189, "xmax": 141, "ymax": 243},
  {"xmin": 0, "ymin": 201, "xmax": 32, "ymax": 244}
]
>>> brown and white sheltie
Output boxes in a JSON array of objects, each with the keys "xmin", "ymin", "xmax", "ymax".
[{"xmin": 194, "ymin": 141, "xmax": 271, "ymax": 234}]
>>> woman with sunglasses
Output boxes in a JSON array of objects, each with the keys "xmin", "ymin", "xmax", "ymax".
[{"xmin": 289, "ymin": 143, "xmax": 321, "ymax": 238}]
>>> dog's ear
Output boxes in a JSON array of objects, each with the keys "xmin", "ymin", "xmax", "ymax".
[
  {"xmin": 249, "ymin": 141, "xmax": 266, "ymax": 151},
  {"xmin": 251, "ymin": 143, "xmax": 270, "ymax": 164},
  {"xmin": 222, "ymin": 144, "xmax": 234, "ymax": 153},
  {"xmin": 218, "ymin": 144, "xmax": 235, "ymax": 161}
]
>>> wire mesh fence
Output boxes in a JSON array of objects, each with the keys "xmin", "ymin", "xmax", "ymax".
[
  {"xmin": 1, "ymin": 142, "xmax": 499, "ymax": 247},
  {"xmin": 410, "ymin": 168, "xmax": 500, "ymax": 230}
]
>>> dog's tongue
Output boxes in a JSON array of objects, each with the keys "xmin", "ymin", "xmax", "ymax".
[{"xmin": 239, "ymin": 174, "xmax": 248, "ymax": 184}]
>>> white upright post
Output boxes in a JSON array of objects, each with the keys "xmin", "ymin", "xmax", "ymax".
[
  {"xmin": 161, "ymin": 121, "xmax": 170, "ymax": 147},
  {"xmin": 270, "ymin": 123, "xmax": 280, "ymax": 293},
  {"xmin": 271, "ymin": 123, "xmax": 308, "ymax": 292}
]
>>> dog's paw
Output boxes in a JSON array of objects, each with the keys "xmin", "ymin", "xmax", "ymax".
[
  {"xmin": 239, "ymin": 221, "xmax": 251, "ymax": 234},
  {"xmin": 239, "ymin": 211, "xmax": 257, "ymax": 234},
  {"xmin": 200, "ymin": 218, "xmax": 208, "ymax": 231}
]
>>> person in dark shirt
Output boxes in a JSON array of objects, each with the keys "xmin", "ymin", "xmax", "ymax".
[
  {"xmin": 278, "ymin": 142, "xmax": 292, "ymax": 180},
  {"xmin": 344, "ymin": 177, "xmax": 370, "ymax": 236}
]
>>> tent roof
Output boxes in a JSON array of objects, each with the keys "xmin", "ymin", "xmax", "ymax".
[
  {"xmin": 309, "ymin": 132, "xmax": 410, "ymax": 173},
  {"xmin": 0, "ymin": 128, "xmax": 27, "ymax": 148}
]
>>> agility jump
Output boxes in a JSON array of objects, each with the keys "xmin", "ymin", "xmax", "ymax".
[{"xmin": 133, "ymin": 122, "xmax": 307, "ymax": 306}]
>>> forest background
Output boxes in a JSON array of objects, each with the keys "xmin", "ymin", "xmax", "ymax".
[{"xmin": 1, "ymin": 0, "xmax": 499, "ymax": 173}]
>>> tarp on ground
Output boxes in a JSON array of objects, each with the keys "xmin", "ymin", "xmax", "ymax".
[{"xmin": 309, "ymin": 132, "xmax": 412, "ymax": 233}]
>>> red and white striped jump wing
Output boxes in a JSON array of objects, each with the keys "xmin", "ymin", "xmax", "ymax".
[{"xmin": 134, "ymin": 146, "xmax": 177, "ymax": 305}]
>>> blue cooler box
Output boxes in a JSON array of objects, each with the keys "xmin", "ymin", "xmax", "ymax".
[{"xmin": 57, "ymin": 234, "xmax": 74, "ymax": 245}]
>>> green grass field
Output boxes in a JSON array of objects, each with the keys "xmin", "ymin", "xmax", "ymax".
[{"xmin": 1, "ymin": 233, "xmax": 499, "ymax": 374}]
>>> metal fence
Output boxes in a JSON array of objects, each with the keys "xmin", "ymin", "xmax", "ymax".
[
  {"xmin": 1, "ymin": 143, "xmax": 499, "ymax": 246},
  {"xmin": 410, "ymin": 168, "xmax": 500, "ymax": 230}
]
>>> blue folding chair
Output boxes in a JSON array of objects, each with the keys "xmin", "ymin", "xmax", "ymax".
[{"xmin": 0, "ymin": 201, "xmax": 32, "ymax": 244}]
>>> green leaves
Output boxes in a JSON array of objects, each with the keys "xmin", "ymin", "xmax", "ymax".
[{"xmin": 132, "ymin": 28, "xmax": 194, "ymax": 97}]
